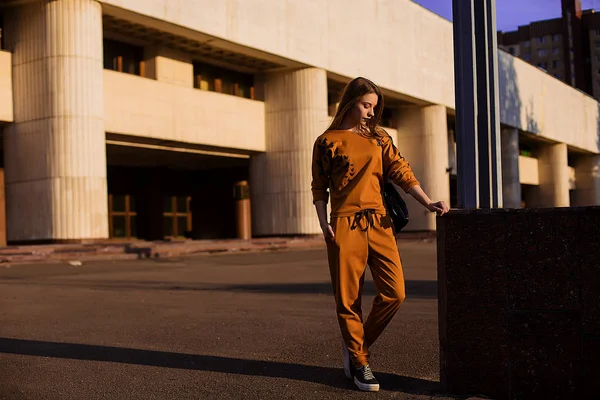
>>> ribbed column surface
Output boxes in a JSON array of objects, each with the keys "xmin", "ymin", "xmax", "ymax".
[
  {"xmin": 4, "ymin": 0, "xmax": 108, "ymax": 241},
  {"xmin": 574, "ymin": 155, "xmax": 600, "ymax": 206},
  {"xmin": 250, "ymin": 68, "xmax": 328, "ymax": 236},
  {"xmin": 396, "ymin": 105, "xmax": 450, "ymax": 231},
  {"xmin": 537, "ymin": 143, "xmax": 570, "ymax": 208}
]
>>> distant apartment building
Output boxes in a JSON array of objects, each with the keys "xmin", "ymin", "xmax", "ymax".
[
  {"xmin": 498, "ymin": 0, "xmax": 600, "ymax": 101},
  {"xmin": 582, "ymin": 10, "xmax": 600, "ymax": 99}
]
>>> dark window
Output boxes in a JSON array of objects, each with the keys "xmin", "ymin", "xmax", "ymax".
[
  {"xmin": 103, "ymin": 39, "xmax": 144, "ymax": 76},
  {"xmin": 193, "ymin": 62, "xmax": 255, "ymax": 99},
  {"xmin": 163, "ymin": 196, "xmax": 192, "ymax": 238},
  {"xmin": 108, "ymin": 194, "xmax": 137, "ymax": 239}
]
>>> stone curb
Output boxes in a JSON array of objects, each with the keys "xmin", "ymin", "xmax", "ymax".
[{"xmin": 0, "ymin": 232, "xmax": 435, "ymax": 266}]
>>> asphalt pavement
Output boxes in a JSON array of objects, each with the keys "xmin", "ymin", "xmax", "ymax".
[{"xmin": 0, "ymin": 240, "xmax": 472, "ymax": 400}]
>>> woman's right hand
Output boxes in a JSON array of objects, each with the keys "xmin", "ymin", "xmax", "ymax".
[{"xmin": 321, "ymin": 223, "xmax": 335, "ymax": 241}]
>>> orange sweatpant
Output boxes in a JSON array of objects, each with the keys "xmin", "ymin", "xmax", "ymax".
[{"xmin": 326, "ymin": 211, "xmax": 406, "ymax": 367}]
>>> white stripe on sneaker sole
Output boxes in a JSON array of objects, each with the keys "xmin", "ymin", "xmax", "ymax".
[{"xmin": 354, "ymin": 377, "xmax": 380, "ymax": 392}]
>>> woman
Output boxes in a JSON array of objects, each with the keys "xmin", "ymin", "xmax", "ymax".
[{"xmin": 311, "ymin": 77, "xmax": 449, "ymax": 392}]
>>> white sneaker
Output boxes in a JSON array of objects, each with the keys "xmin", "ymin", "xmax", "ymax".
[{"xmin": 353, "ymin": 364, "xmax": 380, "ymax": 392}]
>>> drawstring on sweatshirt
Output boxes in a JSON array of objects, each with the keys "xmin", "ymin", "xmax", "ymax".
[{"xmin": 350, "ymin": 209, "xmax": 376, "ymax": 231}]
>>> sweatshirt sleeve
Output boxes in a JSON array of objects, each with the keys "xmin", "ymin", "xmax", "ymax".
[
  {"xmin": 381, "ymin": 133, "xmax": 420, "ymax": 193},
  {"xmin": 311, "ymin": 138, "xmax": 330, "ymax": 204}
]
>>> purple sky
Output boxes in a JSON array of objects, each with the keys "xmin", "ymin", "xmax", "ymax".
[{"xmin": 413, "ymin": 0, "xmax": 600, "ymax": 31}]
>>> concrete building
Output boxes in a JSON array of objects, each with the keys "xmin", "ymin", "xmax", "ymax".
[
  {"xmin": 582, "ymin": 11, "xmax": 600, "ymax": 100},
  {"xmin": 0, "ymin": 0, "xmax": 597, "ymax": 244}
]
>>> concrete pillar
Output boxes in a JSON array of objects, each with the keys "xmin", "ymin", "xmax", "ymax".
[
  {"xmin": 144, "ymin": 45, "xmax": 193, "ymax": 87},
  {"xmin": 500, "ymin": 128, "xmax": 522, "ymax": 208},
  {"xmin": 250, "ymin": 68, "xmax": 328, "ymax": 235},
  {"xmin": 533, "ymin": 143, "xmax": 570, "ymax": 207},
  {"xmin": 573, "ymin": 154, "xmax": 600, "ymax": 206},
  {"xmin": 396, "ymin": 105, "xmax": 450, "ymax": 231},
  {"xmin": 4, "ymin": 0, "xmax": 108, "ymax": 242}
]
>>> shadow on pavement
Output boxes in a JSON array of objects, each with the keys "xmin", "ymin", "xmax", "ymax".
[
  {"xmin": 207, "ymin": 280, "xmax": 437, "ymax": 299},
  {"xmin": 0, "ymin": 338, "xmax": 446, "ymax": 396},
  {"xmin": 0, "ymin": 280, "xmax": 438, "ymax": 299}
]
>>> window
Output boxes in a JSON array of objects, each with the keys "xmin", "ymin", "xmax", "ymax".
[
  {"xmin": 103, "ymin": 39, "xmax": 144, "ymax": 76},
  {"xmin": 552, "ymin": 34, "xmax": 561, "ymax": 41},
  {"xmin": 552, "ymin": 60, "xmax": 560, "ymax": 68},
  {"xmin": 554, "ymin": 73, "xmax": 561, "ymax": 79},
  {"xmin": 509, "ymin": 47, "xmax": 516, "ymax": 55},
  {"xmin": 536, "ymin": 36, "xmax": 546, "ymax": 44},
  {"xmin": 524, "ymin": 53, "xmax": 532, "ymax": 61},
  {"xmin": 193, "ymin": 62, "xmax": 255, "ymax": 100},
  {"xmin": 163, "ymin": 196, "xmax": 192, "ymax": 238},
  {"xmin": 523, "ymin": 41, "xmax": 530, "ymax": 47},
  {"xmin": 596, "ymin": 41, "xmax": 600, "ymax": 48},
  {"xmin": 538, "ymin": 49, "xmax": 548, "ymax": 57},
  {"xmin": 595, "ymin": 29, "xmax": 600, "ymax": 36},
  {"xmin": 108, "ymin": 195, "xmax": 137, "ymax": 239},
  {"xmin": 537, "ymin": 62, "xmax": 548, "ymax": 69},
  {"xmin": 597, "ymin": 54, "xmax": 600, "ymax": 61},
  {"xmin": 552, "ymin": 47, "xmax": 560, "ymax": 55}
]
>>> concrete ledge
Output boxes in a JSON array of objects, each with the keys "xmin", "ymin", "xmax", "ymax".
[
  {"xmin": 0, "ymin": 231, "xmax": 434, "ymax": 266},
  {"xmin": 0, "ymin": 236, "xmax": 324, "ymax": 265},
  {"xmin": 437, "ymin": 206, "xmax": 600, "ymax": 399}
]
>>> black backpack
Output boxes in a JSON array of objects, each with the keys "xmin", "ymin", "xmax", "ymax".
[{"xmin": 382, "ymin": 181, "xmax": 410, "ymax": 232}]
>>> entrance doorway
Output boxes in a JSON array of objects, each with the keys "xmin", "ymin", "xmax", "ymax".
[{"xmin": 106, "ymin": 140, "xmax": 251, "ymax": 240}]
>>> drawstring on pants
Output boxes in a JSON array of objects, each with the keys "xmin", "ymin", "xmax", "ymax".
[{"xmin": 350, "ymin": 209, "xmax": 376, "ymax": 231}]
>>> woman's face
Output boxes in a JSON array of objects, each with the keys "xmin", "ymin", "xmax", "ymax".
[{"xmin": 347, "ymin": 93, "xmax": 378, "ymax": 127}]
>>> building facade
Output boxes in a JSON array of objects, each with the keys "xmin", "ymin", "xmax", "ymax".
[
  {"xmin": 497, "ymin": 0, "xmax": 600, "ymax": 102},
  {"xmin": 0, "ymin": 0, "xmax": 597, "ymax": 244}
]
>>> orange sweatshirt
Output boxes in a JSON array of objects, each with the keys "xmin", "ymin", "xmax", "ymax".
[{"xmin": 311, "ymin": 129, "xmax": 420, "ymax": 217}]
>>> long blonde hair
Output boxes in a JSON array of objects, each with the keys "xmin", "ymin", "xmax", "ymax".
[{"xmin": 327, "ymin": 77, "xmax": 386, "ymax": 139}]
